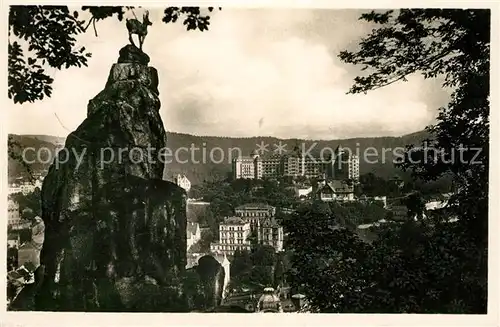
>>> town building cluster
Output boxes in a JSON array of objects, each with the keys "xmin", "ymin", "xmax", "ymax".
[
  {"xmin": 232, "ymin": 145, "xmax": 360, "ymax": 182},
  {"xmin": 8, "ymin": 175, "xmax": 45, "ymax": 195},
  {"xmin": 210, "ymin": 203, "xmax": 284, "ymax": 256}
]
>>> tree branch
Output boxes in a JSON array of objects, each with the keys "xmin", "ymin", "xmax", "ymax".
[
  {"xmin": 92, "ymin": 17, "xmax": 98, "ymax": 37},
  {"xmin": 83, "ymin": 17, "xmax": 93, "ymax": 32}
]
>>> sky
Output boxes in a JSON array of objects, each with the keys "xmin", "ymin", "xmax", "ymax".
[{"xmin": 7, "ymin": 8, "xmax": 452, "ymax": 140}]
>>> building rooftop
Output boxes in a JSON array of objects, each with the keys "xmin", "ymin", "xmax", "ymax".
[
  {"xmin": 223, "ymin": 216, "xmax": 247, "ymax": 225},
  {"xmin": 235, "ymin": 156, "xmax": 257, "ymax": 161},
  {"xmin": 236, "ymin": 203, "xmax": 276, "ymax": 210},
  {"xmin": 260, "ymin": 217, "xmax": 280, "ymax": 228},
  {"xmin": 8, "ymin": 233, "xmax": 19, "ymax": 240},
  {"xmin": 320, "ymin": 180, "xmax": 354, "ymax": 193}
]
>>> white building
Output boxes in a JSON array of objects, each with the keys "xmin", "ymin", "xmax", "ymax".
[
  {"xmin": 348, "ymin": 155, "xmax": 360, "ymax": 182},
  {"xmin": 235, "ymin": 203, "xmax": 276, "ymax": 231},
  {"xmin": 232, "ymin": 151, "xmax": 262, "ymax": 180},
  {"xmin": 8, "ymin": 199, "xmax": 21, "ymax": 226},
  {"xmin": 8, "ymin": 183, "xmax": 21, "ymax": 194},
  {"xmin": 174, "ymin": 174, "xmax": 191, "ymax": 193},
  {"xmin": 258, "ymin": 217, "xmax": 284, "ymax": 252},
  {"xmin": 295, "ymin": 186, "xmax": 313, "ymax": 199},
  {"xmin": 210, "ymin": 217, "xmax": 251, "ymax": 256},
  {"xmin": 186, "ymin": 222, "xmax": 201, "ymax": 251},
  {"xmin": 8, "ymin": 176, "xmax": 44, "ymax": 195}
]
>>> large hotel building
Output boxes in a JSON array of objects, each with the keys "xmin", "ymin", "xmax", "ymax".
[{"xmin": 232, "ymin": 146, "xmax": 360, "ymax": 181}]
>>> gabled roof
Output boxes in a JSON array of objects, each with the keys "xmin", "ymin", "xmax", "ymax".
[{"xmin": 318, "ymin": 180, "xmax": 353, "ymax": 193}]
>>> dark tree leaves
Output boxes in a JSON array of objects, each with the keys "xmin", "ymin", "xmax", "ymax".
[
  {"xmin": 163, "ymin": 7, "xmax": 220, "ymax": 32},
  {"xmin": 286, "ymin": 8, "xmax": 492, "ymax": 313},
  {"xmin": 8, "ymin": 6, "xmax": 220, "ymax": 105},
  {"xmin": 339, "ymin": 9, "xmax": 489, "ymax": 245}
]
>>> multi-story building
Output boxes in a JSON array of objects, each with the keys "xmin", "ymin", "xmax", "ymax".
[
  {"xmin": 261, "ymin": 154, "xmax": 282, "ymax": 179},
  {"xmin": 210, "ymin": 217, "xmax": 251, "ymax": 256},
  {"xmin": 257, "ymin": 217, "xmax": 284, "ymax": 252},
  {"xmin": 174, "ymin": 174, "xmax": 191, "ymax": 193},
  {"xmin": 330, "ymin": 146, "xmax": 360, "ymax": 182},
  {"xmin": 8, "ymin": 200, "xmax": 21, "ymax": 226},
  {"xmin": 233, "ymin": 146, "xmax": 359, "ymax": 182},
  {"xmin": 303, "ymin": 156, "xmax": 328, "ymax": 179},
  {"xmin": 282, "ymin": 153, "xmax": 304, "ymax": 177},
  {"xmin": 235, "ymin": 203, "xmax": 276, "ymax": 231},
  {"xmin": 232, "ymin": 151, "xmax": 262, "ymax": 180},
  {"xmin": 348, "ymin": 155, "xmax": 360, "ymax": 182}
]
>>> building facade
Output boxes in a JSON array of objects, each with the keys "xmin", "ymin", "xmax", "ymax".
[
  {"xmin": 317, "ymin": 180, "xmax": 355, "ymax": 202},
  {"xmin": 8, "ymin": 200, "xmax": 21, "ymax": 226},
  {"xmin": 232, "ymin": 152, "xmax": 262, "ymax": 180},
  {"xmin": 235, "ymin": 203, "xmax": 276, "ymax": 231},
  {"xmin": 174, "ymin": 174, "xmax": 191, "ymax": 193},
  {"xmin": 258, "ymin": 217, "xmax": 284, "ymax": 252},
  {"xmin": 232, "ymin": 146, "xmax": 359, "ymax": 182},
  {"xmin": 210, "ymin": 217, "xmax": 252, "ymax": 256},
  {"xmin": 348, "ymin": 155, "xmax": 360, "ymax": 182},
  {"xmin": 282, "ymin": 154, "xmax": 304, "ymax": 177},
  {"xmin": 261, "ymin": 155, "xmax": 281, "ymax": 179}
]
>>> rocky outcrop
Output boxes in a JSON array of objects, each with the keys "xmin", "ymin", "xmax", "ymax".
[{"xmin": 34, "ymin": 45, "xmax": 188, "ymax": 311}]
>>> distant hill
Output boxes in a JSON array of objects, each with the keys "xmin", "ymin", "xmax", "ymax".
[
  {"xmin": 23, "ymin": 135, "xmax": 66, "ymax": 145},
  {"xmin": 8, "ymin": 130, "xmax": 430, "ymax": 184},
  {"xmin": 8, "ymin": 134, "xmax": 59, "ymax": 182}
]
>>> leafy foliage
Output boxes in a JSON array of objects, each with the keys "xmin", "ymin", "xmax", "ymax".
[
  {"xmin": 339, "ymin": 9, "xmax": 489, "ymax": 246},
  {"xmin": 163, "ymin": 7, "xmax": 221, "ymax": 31},
  {"xmin": 283, "ymin": 9, "xmax": 490, "ymax": 313},
  {"xmin": 8, "ymin": 5, "xmax": 220, "ymax": 105},
  {"xmin": 285, "ymin": 202, "xmax": 486, "ymax": 313},
  {"xmin": 7, "ymin": 5, "xmax": 221, "ymax": 178},
  {"xmin": 251, "ymin": 245, "xmax": 276, "ymax": 266}
]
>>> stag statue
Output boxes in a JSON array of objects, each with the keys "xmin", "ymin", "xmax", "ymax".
[{"xmin": 126, "ymin": 10, "xmax": 152, "ymax": 51}]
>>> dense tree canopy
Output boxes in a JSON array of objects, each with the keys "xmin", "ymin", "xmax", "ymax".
[
  {"xmin": 285, "ymin": 9, "xmax": 490, "ymax": 313},
  {"xmin": 339, "ymin": 8, "xmax": 489, "ymax": 247}
]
